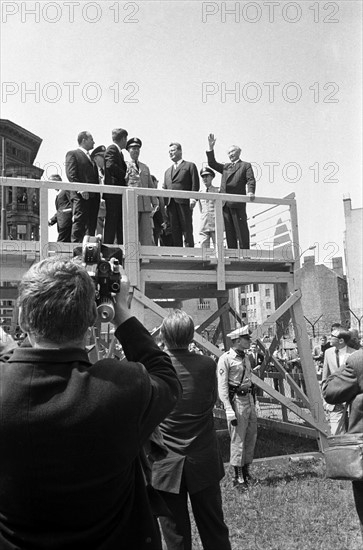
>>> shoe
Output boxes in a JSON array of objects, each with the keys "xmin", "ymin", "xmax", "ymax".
[{"xmin": 242, "ymin": 465, "xmax": 258, "ymax": 487}]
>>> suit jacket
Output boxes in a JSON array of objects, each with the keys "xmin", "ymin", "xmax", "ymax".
[
  {"xmin": 206, "ymin": 150, "xmax": 256, "ymax": 209},
  {"xmin": 248, "ymin": 351, "xmax": 265, "ymax": 370},
  {"xmin": 152, "ymin": 349, "xmax": 224, "ymax": 495},
  {"xmin": 49, "ymin": 190, "xmax": 72, "ymax": 227},
  {"xmin": 0, "ymin": 317, "xmax": 181, "ymax": 550},
  {"xmin": 322, "ymin": 349, "xmax": 363, "ymax": 433},
  {"xmin": 322, "ymin": 345, "xmax": 356, "ymax": 411},
  {"xmin": 104, "ymin": 144, "xmax": 127, "ymax": 200},
  {"xmin": 126, "ymin": 160, "xmax": 158, "ymax": 212},
  {"xmin": 65, "ymin": 148, "xmax": 99, "ymax": 200},
  {"xmin": 162, "ymin": 160, "xmax": 199, "ymax": 205}
]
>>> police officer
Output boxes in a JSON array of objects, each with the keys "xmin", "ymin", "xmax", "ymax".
[{"xmin": 217, "ymin": 325, "xmax": 257, "ymax": 489}]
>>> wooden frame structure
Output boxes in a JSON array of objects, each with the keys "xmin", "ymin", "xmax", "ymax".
[{"xmin": 0, "ymin": 177, "xmax": 330, "ymax": 452}]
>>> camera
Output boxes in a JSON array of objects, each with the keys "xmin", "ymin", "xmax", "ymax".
[{"xmin": 81, "ymin": 235, "xmax": 123, "ymax": 322}]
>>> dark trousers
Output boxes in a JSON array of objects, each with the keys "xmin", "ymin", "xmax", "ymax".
[
  {"xmin": 87, "ymin": 195, "xmax": 101, "ymax": 237},
  {"xmin": 223, "ymin": 204, "xmax": 249, "ymax": 249},
  {"xmin": 158, "ymin": 480, "xmax": 231, "ymax": 550},
  {"xmin": 104, "ymin": 196, "xmax": 123, "ymax": 244},
  {"xmin": 353, "ymin": 480, "xmax": 363, "ymax": 538},
  {"xmin": 57, "ymin": 214, "xmax": 72, "ymax": 242},
  {"xmin": 167, "ymin": 199, "xmax": 194, "ymax": 247},
  {"xmin": 71, "ymin": 195, "xmax": 100, "ymax": 243}
]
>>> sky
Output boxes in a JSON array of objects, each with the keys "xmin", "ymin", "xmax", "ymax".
[{"xmin": 1, "ymin": 0, "xmax": 362, "ymax": 262}]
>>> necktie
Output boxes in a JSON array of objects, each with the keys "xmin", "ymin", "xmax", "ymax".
[
  {"xmin": 335, "ymin": 349, "xmax": 340, "ymax": 369},
  {"xmin": 135, "ymin": 161, "xmax": 139, "ymax": 171}
]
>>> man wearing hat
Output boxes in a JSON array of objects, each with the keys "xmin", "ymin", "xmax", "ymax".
[
  {"xmin": 90, "ymin": 145, "xmax": 106, "ymax": 237},
  {"xmin": 125, "ymin": 138, "xmax": 159, "ymax": 245},
  {"xmin": 193, "ymin": 166, "xmax": 219, "ymax": 248},
  {"xmin": 217, "ymin": 325, "xmax": 257, "ymax": 489}
]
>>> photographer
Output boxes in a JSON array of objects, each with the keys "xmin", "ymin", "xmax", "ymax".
[{"xmin": 0, "ymin": 257, "xmax": 181, "ymax": 550}]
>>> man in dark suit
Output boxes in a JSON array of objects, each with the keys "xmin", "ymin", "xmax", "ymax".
[
  {"xmin": 323, "ymin": 349, "xmax": 363, "ymax": 538},
  {"xmin": 65, "ymin": 131, "xmax": 100, "ymax": 242},
  {"xmin": 248, "ymin": 341, "xmax": 265, "ymax": 397},
  {"xmin": 0, "ymin": 257, "xmax": 181, "ymax": 550},
  {"xmin": 206, "ymin": 134, "xmax": 256, "ymax": 249},
  {"xmin": 152, "ymin": 310, "xmax": 231, "ymax": 550},
  {"xmin": 104, "ymin": 128, "xmax": 128, "ymax": 244},
  {"xmin": 322, "ymin": 328, "xmax": 356, "ymax": 434},
  {"xmin": 48, "ymin": 174, "xmax": 72, "ymax": 242},
  {"xmin": 162, "ymin": 142, "xmax": 199, "ymax": 247}
]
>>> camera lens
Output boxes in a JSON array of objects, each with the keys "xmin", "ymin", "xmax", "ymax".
[{"xmin": 98, "ymin": 260, "xmax": 110, "ymax": 274}]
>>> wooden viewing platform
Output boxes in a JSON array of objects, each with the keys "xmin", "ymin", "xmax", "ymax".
[{"xmin": 0, "ymin": 176, "xmax": 330, "ymax": 454}]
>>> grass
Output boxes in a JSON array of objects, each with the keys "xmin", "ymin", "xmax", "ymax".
[
  {"xmin": 185, "ymin": 426, "xmax": 362, "ymax": 549},
  {"xmin": 191, "ymin": 460, "xmax": 362, "ymax": 550},
  {"xmin": 215, "ymin": 423, "xmax": 319, "ymax": 463}
]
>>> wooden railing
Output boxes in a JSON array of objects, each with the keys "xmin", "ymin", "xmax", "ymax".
[{"xmin": 0, "ymin": 177, "xmax": 300, "ymax": 288}]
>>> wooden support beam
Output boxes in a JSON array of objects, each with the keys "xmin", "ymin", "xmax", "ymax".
[
  {"xmin": 269, "ymin": 355, "xmax": 310, "ymax": 408},
  {"xmin": 228, "ymin": 305, "xmax": 243, "ymax": 326},
  {"xmin": 217, "ymin": 296, "xmax": 232, "ymax": 352},
  {"xmin": 250, "ymin": 373, "xmax": 326, "ymax": 435},
  {"xmin": 195, "ymin": 302, "xmax": 230, "ymax": 334},
  {"xmin": 289, "ymin": 293, "xmax": 330, "ymax": 447},
  {"xmin": 133, "ymin": 289, "xmax": 222, "ymax": 357},
  {"xmin": 251, "ymin": 290, "xmax": 301, "ymax": 341}
]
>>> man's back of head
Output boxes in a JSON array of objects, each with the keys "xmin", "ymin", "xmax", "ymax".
[{"xmin": 18, "ymin": 257, "xmax": 96, "ymax": 347}]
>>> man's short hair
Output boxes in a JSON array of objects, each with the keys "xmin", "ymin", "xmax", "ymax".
[
  {"xmin": 160, "ymin": 310, "xmax": 194, "ymax": 349},
  {"xmin": 331, "ymin": 328, "xmax": 351, "ymax": 343},
  {"xmin": 331, "ymin": 322, "xmax": 342, "ymax": 331},
  {"xmin": 18, "ymin": 257, "xmax": 96, "ymax": 345},
  {"xmin": 49, "ymin": 174, "xmax": 62, "ymax": 182},
  {"xmin": 169, "ymin": 142, "xmax": 182, "ymax": 151},
  {"xmin": 77, "ymin": 131, "xmax": 89, "ymax": 145},
  {"xmin": 112, "ymin": 128, "xmax": 128, "ymax": 143}
]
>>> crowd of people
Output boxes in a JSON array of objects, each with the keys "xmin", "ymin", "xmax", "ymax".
[
  {"xmin": 48, "ymin": 130, "xmax": 256, "ymax": 249},
  {"xmin": 0, "ymin": 253, "xmax": 362, "ymax": 547}
]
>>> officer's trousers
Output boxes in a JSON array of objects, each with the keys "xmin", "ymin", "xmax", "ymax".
[{"xmin": 228, "ymin": 394, "xmax": 257, "ymax": 467}]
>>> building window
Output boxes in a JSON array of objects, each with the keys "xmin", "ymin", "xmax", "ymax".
[
  {"xmin": 242, "ymin": 312, "xmax": 247, "ymax": 318},
  {"xmin": 198, "ymin": 300, "xmax": 210, "ymax": 310},
  {"xmin": 253, "ymin": 297, "xmax": 256, "ymax": 304},
  {"xmin": 266, "ymin": 302, "xmax": 271, "ymax": 310},
  {"xmin": 265, "ymin": 288, "xmax": 270, "ymax": 297},
  {"xmin": 241, "ymin": 285, "xmax": 246, "ymax": 293},
  {"xmin": 17, "ymin": 224, "xmax": 27, "ymax": 240},
  {"xmin": 241, "ymin": 298, "xmax": 246, "ymax": 306},
  {"xmin": 253, "ymin": 284, "xmax": 259, "ymax": 291}
]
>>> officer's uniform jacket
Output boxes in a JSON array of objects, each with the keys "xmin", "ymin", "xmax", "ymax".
[
  {"xmin": 126, "ymin": 160, "xmax": 158, "ymax": 212},
  {"xmin": 217, "ymin": 348, "xmax": 253, "ymax": 410},
  {"xmin": 198, "ymin": 184, "xmax": 219, "ymax": 233}
]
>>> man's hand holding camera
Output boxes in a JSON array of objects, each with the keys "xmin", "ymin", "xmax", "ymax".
[{"xmin": 111, "ymin": 269, "xmax": 133, "ymax": 328}]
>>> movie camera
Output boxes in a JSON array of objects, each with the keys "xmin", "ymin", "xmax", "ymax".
[{"xmin": 82, "ymin": 235, "xmax": 123, "ymax": 323}]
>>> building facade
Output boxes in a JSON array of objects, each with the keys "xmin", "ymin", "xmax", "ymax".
[
  {"xmin": 343, "ymin": 197, "xmax": 363, "ymax": 334},
  {"xmin": 0, "ymin": 119, "xmax": 43, "ymax": 240},
  {"xmin": 0, "ymin": 120, "xmax": 43, "ymax": 334}
]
